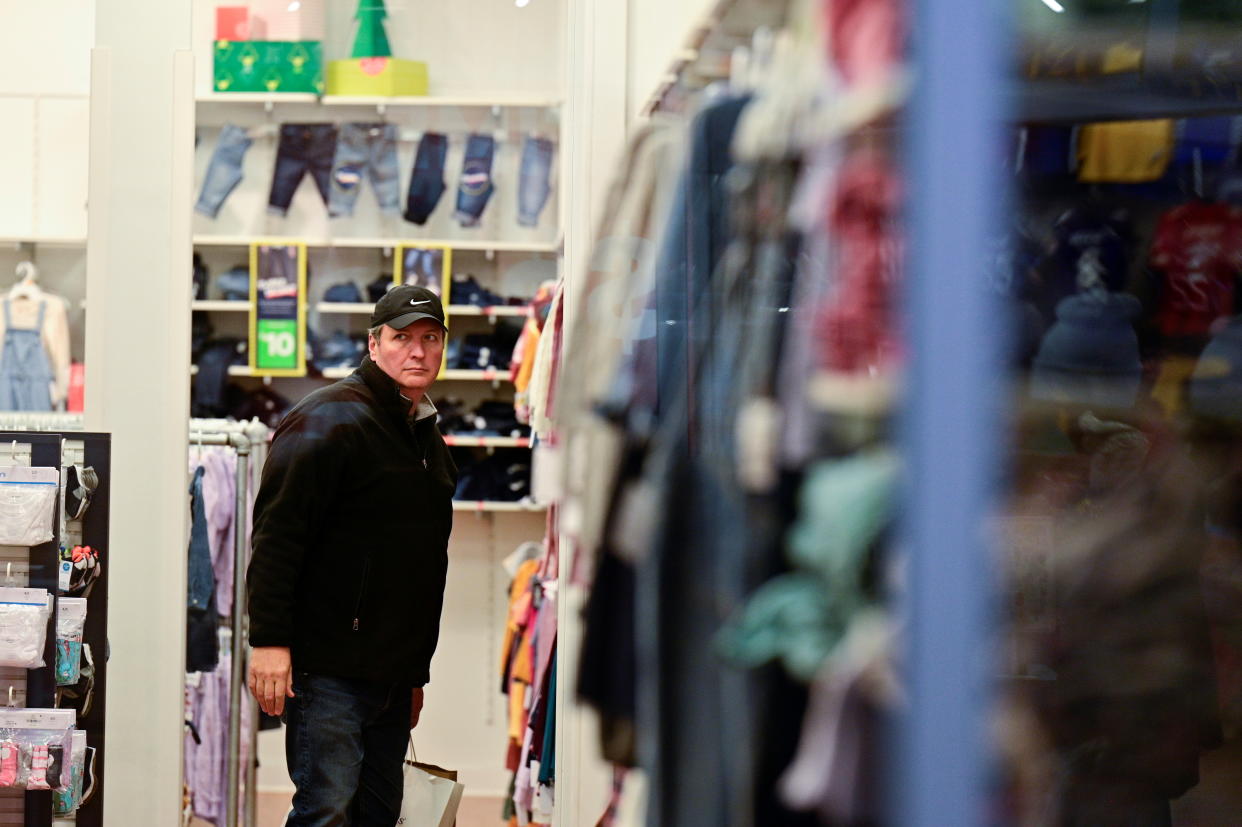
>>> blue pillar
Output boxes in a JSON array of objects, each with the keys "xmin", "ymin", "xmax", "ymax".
[{"xmin": 898, "ymin": 0, "xmax": 1009, "ymax": 822}]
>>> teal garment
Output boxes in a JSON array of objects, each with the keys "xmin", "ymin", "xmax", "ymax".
[
  {"xmin": 538, "ymin": 653, "xmax": 556, "ymax": 785},
  {"xmin": 717, "ymin": 451, "xmax": 898, "ymax": 681}
]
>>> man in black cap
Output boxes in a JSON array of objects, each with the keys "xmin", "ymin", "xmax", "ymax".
[{"xmin": 246, "ymin": 284, "xmax": 456, "ymax": 826}]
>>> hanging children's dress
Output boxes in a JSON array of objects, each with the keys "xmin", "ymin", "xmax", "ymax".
[{"xmin": 0, "ymin": 299, "xmax": 53, "ymax": 411}]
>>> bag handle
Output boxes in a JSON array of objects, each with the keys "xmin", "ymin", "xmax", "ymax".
[{"xmin": 406, "ymin": 731, "xmax": 417, "ymax": 764}]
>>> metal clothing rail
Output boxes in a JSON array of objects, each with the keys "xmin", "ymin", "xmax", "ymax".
[
  {"xmin": 0, "ymin": 412, "xmax": 84, "ymax": 432},
  {"xmin": 188, "ymin": 419, "xmax": 268, "ymax": 827}
]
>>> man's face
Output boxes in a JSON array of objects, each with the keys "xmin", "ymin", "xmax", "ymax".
[{"xmin": 368, "ymin": 319, "xmax": 445, "ymax": 397}]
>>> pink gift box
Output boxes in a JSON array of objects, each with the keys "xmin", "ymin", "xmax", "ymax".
[
  {"xmin": 251, "ymin": 0, "xmax": 325, "ymax": 41},
  {"xmin": 215, "ymin": 6, "xmax": 265, "ymax": 40}
]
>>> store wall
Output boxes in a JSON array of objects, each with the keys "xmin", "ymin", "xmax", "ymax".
[
  {"xmin": 627, "ymin": 0, "xmax": 716, "ymax": 120},
  {"xmin": 0, "ymin": 0, "xmax": 91, "ymax": 240}
]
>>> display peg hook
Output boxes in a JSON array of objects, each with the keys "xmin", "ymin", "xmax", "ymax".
[{"xmin": 7, "ymin": 686, "xmax": 16, "ymax": 708}]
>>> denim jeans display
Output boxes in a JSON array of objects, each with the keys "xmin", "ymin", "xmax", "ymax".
[
  {"xmin": 455, "ymin": 133, "xmax": 495, "ymax": 227},
  {"xmin": 283, "ymin": 671, "xmax": 412, "ymax": 827},
  {"xmin": 195, "ymin": 124, "xmax": 253, "ymax": 219},
  {"xmin": 518, "ymin": 136, "xmax": 554, "ymax": 227},
  {"xmin": 268, "ymin": 124, "xmax": 338, "ymax": 217},
  {"xmin": 328, "ymin": 123, "xmax": 401, "ymax": 218},
  {"xmin": 403, "ymin": 132, "xmax": 448, "ymax": 225}
]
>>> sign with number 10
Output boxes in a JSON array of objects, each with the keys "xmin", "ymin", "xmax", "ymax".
[{"xmin": 249, "ymin": 243, "xmax": 308, "ymax": 376}]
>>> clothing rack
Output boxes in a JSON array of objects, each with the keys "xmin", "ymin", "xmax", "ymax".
[
  {"xmin": 0, "ymin": 413, "xmax": 83, "ymax": 432},
  {"xmin": 187, "ymin": 419, "xmax": 268, "ymax": 827}
]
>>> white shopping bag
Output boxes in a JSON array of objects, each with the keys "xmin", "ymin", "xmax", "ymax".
[{"xmin": 398, "ymin": 738, "xmax": 464, "ymax": 827}]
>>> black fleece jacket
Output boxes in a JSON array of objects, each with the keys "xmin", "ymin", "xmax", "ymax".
[{"xmin": 247, "ymin": 356, "xmax": 456, "ymax": 686}]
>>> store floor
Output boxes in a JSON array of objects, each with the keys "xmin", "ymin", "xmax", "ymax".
[{"xmin": 189, "ymin": 793, "xmax": 504, "ymax": 826}]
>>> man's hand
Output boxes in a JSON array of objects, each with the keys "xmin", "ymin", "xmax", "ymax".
[
  {"xmin": 248, "ymin": 646, "xmax": 295, "ymax": 717},
  {"xmin": 410, "ymin": 687, "xmax": 425, "ymax": 729}
]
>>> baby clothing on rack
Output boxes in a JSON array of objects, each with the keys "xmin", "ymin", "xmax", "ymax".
[{"xmin": 0, "ymin": 296, "xmax": 70, "ymax": 411}]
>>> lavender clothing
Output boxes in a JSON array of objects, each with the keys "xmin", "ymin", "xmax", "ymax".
[{"xmin": 185, "ymin": 634, "xmax": 254, "ymax": 825}]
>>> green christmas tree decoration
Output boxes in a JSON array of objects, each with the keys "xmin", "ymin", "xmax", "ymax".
[{"xmin": 351, "ymin": 0, "xmax": 392, "ymax": 59}]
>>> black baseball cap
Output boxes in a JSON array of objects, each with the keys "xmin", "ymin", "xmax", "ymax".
[{"xmin": 370, "ymin": 284, "xmax": 446, "ymax": 331}]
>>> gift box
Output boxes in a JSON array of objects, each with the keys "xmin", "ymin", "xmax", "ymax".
[
  {"xmin": 214, "ymin": 40, "xmax": 325, "ymax": 94},
  {"xmin": 215, "ymin": 6, "xmax": 264, "ymax": 40},
  {"xmin": 251, "ymin": 0, "xmax": 326, "ymax": 41},
  {"xmin": 326, "ymin": 57, "xmax": 428, "ymax": 96}
]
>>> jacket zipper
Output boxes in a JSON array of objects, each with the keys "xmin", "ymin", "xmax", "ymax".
[{"xmin": 352, "ymin": 559, "xmax": 371, "ymax": 631}]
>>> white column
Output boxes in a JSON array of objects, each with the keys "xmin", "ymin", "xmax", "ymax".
[
  {"xmin": 556, "ymin": 1, "xmax": 630, "ymax": 824},
  {"xmin": 87, "ymin": 1, "xmax": 194, "ymax": 823}
]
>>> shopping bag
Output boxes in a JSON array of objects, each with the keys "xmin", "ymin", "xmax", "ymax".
[{"xmin": 398, "ymin": 738, "xmax": 464, "ymax": 827}]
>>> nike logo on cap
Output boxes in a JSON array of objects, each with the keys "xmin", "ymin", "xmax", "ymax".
[{"xmin": 409, "ymin": 299, "xmax": 431, "ymax": 306}]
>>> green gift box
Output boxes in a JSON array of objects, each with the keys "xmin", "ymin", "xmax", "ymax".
[{"xmin": 214, "ymin": 40, "xmax": 324, "ymax": 94}]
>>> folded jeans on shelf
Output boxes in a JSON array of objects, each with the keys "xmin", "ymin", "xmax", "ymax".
[
  {"xmin": 195, "ymin": 124, "xmax": 253, "ymax": 219},
  {"xmin": 518, "ymin": 136, "xmax": 554, "ymax": 227},
  {"xmin": 268, "ymin": 123, "xmax": 339, "ymax": 216},
  {"xmin": 455, "ymin": 133, "xmax": 495, "ymax": 227},
  {"xmin": 405, "ymin": 132, "xmax": 449, "ymax": 225},
  {"xmin": 328, "ymin": 123, "xmax": 401, "ymax": 218}
]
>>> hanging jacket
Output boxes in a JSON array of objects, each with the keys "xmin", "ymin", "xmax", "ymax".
[{"xmin": 247, "ymin": 356, "xmax": 456, "ymax": 686}]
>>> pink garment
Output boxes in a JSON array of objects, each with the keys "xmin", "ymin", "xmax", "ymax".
[{"xmin": 827, "ymin": 0, "xmax": 904, "ymax": 88}]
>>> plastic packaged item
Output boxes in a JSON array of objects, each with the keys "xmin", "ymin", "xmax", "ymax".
[
  {"xmin": 0, "ymin": 588, "xmax": 52, "ymax": 668},
  {"xmin": 55, "ymin": 598, "xmax": 87, "ymax": 686},
  {"xmin": 53, "ymin": 731, "xmax": 89, "ymax": 816},
  {"xmin": 0, "ymin": 466, "xmax": 59, "ymax": 546},
  {"xmin": 0, "ymin": 709, "xmax": 75, "ymax": 792}
]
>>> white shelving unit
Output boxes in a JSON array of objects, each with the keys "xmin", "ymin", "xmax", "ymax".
[
  {"xmin": 196, "ymin": 94, "xmax": 562, "ymax": 109},
  {"xmin": 317, "ymin": 302, "xmax": 374, "ymax": 315},
  {"xmin": 442, "ymin": 435, "xmax": 530, "ymax": 448},
  {"xmin": 0, "ymin": 236, "xmax": 86, "ymax": 248},
  {"xmin": 193, "ymin": 235, "xmax": 559, "ymax": 253},
  {"xmin": 192, "ymin": 300, "xmax": 249, "ymax": 312},
  {"xmin": 442, "ymin": 369, "xmax": 511, "ymax": 382},
  {"xmin": 452, "ymin": 500, "xmax": 547, "ymax": 513},
  {"xmin": 315, "ymin": 302, "xmax": 530, "ymax": 318},
  {"xmin": 447, "ymin": 305, "xmax": 529, "ymax": 318}
]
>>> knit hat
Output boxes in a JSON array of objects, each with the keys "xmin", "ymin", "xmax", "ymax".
[{"xmin": 1030, "ymin": 293, "xmax": 1143, "ymax": 408}]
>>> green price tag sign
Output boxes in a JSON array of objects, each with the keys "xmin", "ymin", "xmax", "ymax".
[
  {"xmin": 255, "ymin": 319, "xmax": 299, "ymax": 371},
  {"xmin": 250, "ymin": 243, "xmax": 307, "ymax": 377}
]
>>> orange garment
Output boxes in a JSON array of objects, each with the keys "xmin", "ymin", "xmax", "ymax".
[
  {"xmin": 515, "ymin": 318, "xmax": 542, "ymax": 395},
  {"xmin": 501, "ymin": 560, "xmax": 541, "ymax": 679}
]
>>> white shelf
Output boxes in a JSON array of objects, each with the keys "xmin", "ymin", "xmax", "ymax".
[
  {"xmin": 0, "ymin": 236, "xmax": 86, "ymax": 248},
  {"xmin": 189, "ymin": 365, "xmax": 256, "ymax": 376},
  {"xmin": 441, "ymin": 369, "xmax": 511, "ymax": 382},
  {"xmin": 442, "ymin": 435, "xmax": 530, "ymax": 448},
  {"xmin": 192, "ymin": 235, "xmax": 559, "ymax": 253},
  {"xmin": 321, "ymin": 367, "xmax": 353, "ymax": 379},
  {"xmin": 196, "ymin": 93, "xmax": 318, "ymax": 104},
  {"xmin": 196, "ymin": 93, "xmax": 561, "ymax": 108},
  {"xmin": 317, "ymin": 302, "xmax": 373, "ymax": 315},
  {"xmin": 193, "ymin": 300, "xmax": 249, "ymax": 312},
  {"xmin": 452, "ymin": 500, "xmax": 547, "ymax": 513},
  {"xmin": 447, "ymin": 305, "xmax": 529, "ymax": 317}
]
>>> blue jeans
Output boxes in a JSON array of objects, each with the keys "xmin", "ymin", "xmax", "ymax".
[
  {"xmin": 269, "ymin": 124, "xmax": 339, "ymax": 217},
  {"xmin": 284, "ymin": 672, "xmax": 412, "ymax": 827},
  {"xmin": 403, "ymin": 132, "xmax": 448, "ymax": 225},
  {"xmin": 196, "ymin": 124, "xmax": 253, "ymax": 218},
  {"xmin": 518, "ymin": 136, "xmax": 554, "ymax": 227},
  {"xmin": 455, "ymin": 134, "xmax": 495, "ymax": 227},
  {"xmin": 329, "ymin": 123, "xmax": 401, "ymax": 218}
]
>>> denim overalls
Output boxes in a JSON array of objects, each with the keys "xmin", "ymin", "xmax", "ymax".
[{"xmin": 0, "ymin": 299, "xmax": 53, "ymax": 411}]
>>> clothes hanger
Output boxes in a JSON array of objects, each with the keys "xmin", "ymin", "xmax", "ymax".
[{"xmin": 9, "ymin": 262, "xmax": 41, "ymax": 302}]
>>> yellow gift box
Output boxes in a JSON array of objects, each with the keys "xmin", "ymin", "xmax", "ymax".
[{"xmin": 326, "ymin": 57, "xmax": 429, "ymax": 96}]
